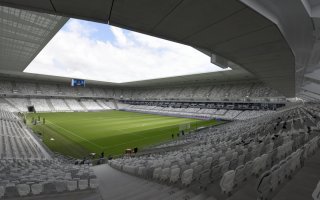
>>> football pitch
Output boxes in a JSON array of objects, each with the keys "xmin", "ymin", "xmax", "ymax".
[{"xmin": 26, "ymin": 110, "xmax": 223, "ymax": 158}]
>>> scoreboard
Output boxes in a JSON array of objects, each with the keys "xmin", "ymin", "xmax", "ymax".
[{"xmin": 71, "ymin": 79, "xmax": 85, "ymax": 87}]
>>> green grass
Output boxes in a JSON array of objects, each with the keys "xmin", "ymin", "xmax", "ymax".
[{"xmin": 26, "ymin": 110, "xmax": 223, "ymax": 158}]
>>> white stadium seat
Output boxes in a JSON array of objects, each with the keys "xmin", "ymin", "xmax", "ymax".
[
  {"xmin": 17, "ymin": 184, "xmax": 30, "ymax": 196},
  {"xmin": 31, "ymin": 183, "xmax": 43, "ymax": 195},
  {"xmin": 220, "ymin": 170, "xmax": 235, "ymax": 195},
  {"xmin": 160, "ymin": 168, "xmax": 170, "ymax": 182},
  {"xmin": 67, "ymin": 180, "xmax": 77, "ymax": 191},
  {"xmin": 153, "ymin": 167, "xmax": 162, "ymax": 180},
  {"xmin": 89, "ymin": 178, "xmax": 99, "ymax": 189},
  {"xmin": 0, "ymin": 186, "xmax": 4, "ymax": 198},
  {"xmin": 78, "ymin": 180, "xmax": 88, "ymax": 190},
  {"xmin": 169, "ymin": 168, "xmax": 181, "ymax": 183},
  {"xmin": 181, "ymin": 169, "xmax": 193, "ymax": 186}
]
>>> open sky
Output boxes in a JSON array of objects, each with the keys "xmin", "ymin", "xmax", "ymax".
[{"xmin": 25, "ymin": 19, "xmax": 227, "ymax": 83}]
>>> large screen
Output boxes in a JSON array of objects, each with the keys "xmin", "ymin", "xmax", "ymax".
[{"xmin": 71, "ymin": 79, "xmax": 85, "ymax": 87}]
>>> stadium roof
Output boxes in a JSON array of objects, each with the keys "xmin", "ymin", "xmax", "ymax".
[
  {"xmin": 0, "ymin": 63, "xmax": 256, "ymax": 88},
  {"xmin": 0, "ymin": 0, "xmax": 319, "ymax": 99},
  {"xmin": 0, "ymin": 5, "xmax": 67, "ymax": 72}
]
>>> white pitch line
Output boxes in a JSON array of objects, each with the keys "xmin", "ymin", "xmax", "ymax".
[
  {"xmin": 46, "ymin": 120, "xmax": 103, "ymax": 150},
  {"xmin": 102, "ymin": 128, "xmax": 173, "ymax": 150}
]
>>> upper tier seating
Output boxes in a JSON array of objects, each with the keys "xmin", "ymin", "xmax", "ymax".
[
  {"xmin": 0, "ymin": 81, "xmax": 12, "ymax": 94},
  {"xmin": 0, "ymin": 80, "xmax": 284, "ymax": 101},
  {"xmin": 15, "ymin": 82, "xmax": 36, "ymax": 95}
]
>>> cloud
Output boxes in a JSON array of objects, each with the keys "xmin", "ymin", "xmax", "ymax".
[{"xmin": 25, "ymin": 19, "xmax": 226, "ymax": 83}]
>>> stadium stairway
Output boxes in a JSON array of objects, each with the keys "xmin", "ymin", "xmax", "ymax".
[
  {"xmin": 78, "ymin": 101, "xmax": 88, "ymax": 111},
  {"xmin": 112, "ymin": 100, "xmax": 119, "ymax": 110},
  {"xmin": 63, "ymin": 99, "xmax": 73, "ymax": 111},
  {"xmin": 2, "ymin": 98, "xmax": 19, "ymax": 111},
  {"xmin": 46, "ymin": 99, "xmax": 55, "ymax": 112},
  {"xmin": 27, "ymin": 98, "xmax": 32, "ymax": 107},
  {"xmin": 95, "ymin": 101, "xmax": 106, "ymax": 110},
  {"xmin": 93, "ymin": 164, "xmax": 215, "ymax": 200}
]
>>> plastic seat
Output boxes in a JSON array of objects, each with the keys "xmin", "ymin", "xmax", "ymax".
[
  {"xmin": 266, "ymin": 152, "xmax": 273, "ymax": 168},
  {"xmin": 0, "ymin": 186, "xmax": 4, "ymax": 198},
  {"xmin": 232, "ymin": 152, "xmax": 238, "ymax": 160},
  {"xmin": 90, "ymin": 178, "xmax": 99, "ymax": 189},
  {"xmin": 31, "ymin": 183, "xmax": 43, "ymax": 195},
  {"xmin": 153, "ymin": 167, "xmax": 162, "ymax": 180},
  {"xmin": 225, "ymin": 151, "xmax": 233, "ymax": 161},
  {"xmin": 234, "ymin": 165, "xmax": 245, "ymax": 186},
  {"xmin": 67, "ymin": 180, "xmax": 77, "ymax": 191},
  {"xmin": 212, "ymin": 158, "xmax": 219, "ymax": 167},
  {"xmin": 55, "ymin": 181, "xmax": 66, "ymax": 192},
  {"xmin": 220, "ymin": 170, "xmax": 235, "ymax": 195},
  {"xmin": 169, "ymin": 167, "xmax": 180, "ymax": 183},
  {"xmin": 238, "ymin": 154, "xmax": 245, "ymax": 166},
  {"xmin": 244, "ymin": 161, "xmax": 253, "ymax": 179},
  {"xmin": 220, "ymin": 161, "xmax": 230, "ymax": 175},
  {"xmin": 203, "ymin": 161, "xmax": 211, "ymax": 170},
  {"xmin": 181, "ymin": 169, "xmax": 193, "ymax": 186},
  {"xmin": 229, "ymin": 158, "xmax": 238, "ymax": 170},
  {"xmin": 294, "ymin": 149, "xmax": 303, "ymax": 169},
  {"xmin": 190, "ymin": 162, "xmax": 198, "ymax": 169},
  {"xmin": 257, "ymin": 171, "xmax": 272, "ymax": 200},
  {"xmin": 199, "ymin": 169, "xmax": 211, "ymax": 190},
  {"xmin": 210, "ymin": 165, "xmax": 222, "ymax": 182},
  {"xmin": 5, "ymin": 183, "xmax": 19, "ymax": 198},
  {"xmin": 43, "ymin": 182, "xmax": 56, "ymax": 194},
  {"xmin": 138, "ymin": 166, "xmax": 146, "ymax": 177},
  {"xmin": 17, "ymin": 184, "xmax": 30, "ymax": 196},
  {"xmin": 244, "ymin": 152, "xmax": 251, "ymax": 163},
  {"xmin": 312, "ymin": 179, "xmax": 320, "ymax": 200},
  {"xmin": 206, "ymin": 157, "xmax": 213, "ymax": 163},
  {"xmin": 219, "ymin": 157, "xmax": 226, "ymax": 165},
  {"xmin": 193, "ymin": 165, "xmax": 203, "ymax": 181},
  {"xmin": 270, "ymin": 164, "xmax": 280, "ymax": 191},
  {"xmin": 265, "ymin": 142, "xmax": 274, "ymax": 153},
  {"xmin": 163, "ymin": 160, "xmax": 171, "ymax": 168},
  {"xmin": 160, "ymin": 168, "xmax": 170, "ymax": 181},
  {"xmin": 251, "ymin": 148, "xmax": 259, "ymax": 158},
  {"xmin": 252, "ymin": 157, "xmax": 262, "ymax": 176},
  {"xmin": 260, "ymin": 154, "xmax": 268, "ymax": 171},
  {"xmin": 278, "ymin": 160, "xmax": 287, "ymax": 184},
  {"xmin": 277, "ymin": 146, "xmax": 284, "ymax": 160},
  {"xmin": 270, "ymin": 149, "xmax": 278, "ymax": 165},
  {"xmin": 285, "ymin": 156, "xmax": 293, "ymax": 178},
  {"xmin": 78, "ymin": 179, "xmax": 88, "ymax": 190}
]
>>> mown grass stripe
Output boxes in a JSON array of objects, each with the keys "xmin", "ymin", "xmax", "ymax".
[{"xmin": 26, "ymin": 110, "xmax": 223, "ymax": 158}]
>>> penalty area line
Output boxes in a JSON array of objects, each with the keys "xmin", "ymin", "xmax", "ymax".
[{"xmin": 46, "ymin": 120, "xmax": 103, "ymax": 150}]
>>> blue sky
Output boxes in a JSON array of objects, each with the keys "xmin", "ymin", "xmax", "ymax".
[{"xmin": 25, "ymin": 19, "xmax": 226, "ymax": 83}]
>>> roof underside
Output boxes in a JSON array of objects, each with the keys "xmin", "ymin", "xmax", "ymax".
[
  {"xmin": 0, "ymin": 0, "xmax": 296, "ymax": 96},
  {"xmin": 0, "ymin": 66, "xmax": 257, "ymax": 88},
  {"xmin": 0, "ymin": 5, "xmax": 68, "ymax": 72}
]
